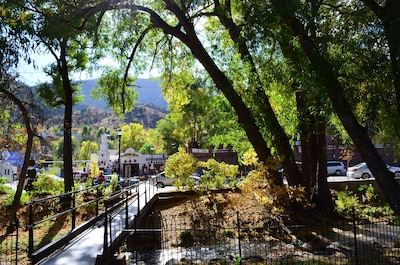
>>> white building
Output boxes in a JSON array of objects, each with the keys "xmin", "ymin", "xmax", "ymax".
[
  {"xmin": 1, "ymin": 148, "xmax": 14, "ymax": 182},
  {"xmin": 0, "ymin": 162, "xmax": 14, "ymax": 182},
  {"xmin": 93, "ymin": 134, "xmax": 167, "ymax": 178}
]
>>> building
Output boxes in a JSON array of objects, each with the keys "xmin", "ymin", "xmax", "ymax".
[
  {"xmin": 187, "ymin": 142, "xmax": 238, "ymax": 165},
  {"xmin": 93, "ymin": 134, "xmax": 167, "ymax": 178}
]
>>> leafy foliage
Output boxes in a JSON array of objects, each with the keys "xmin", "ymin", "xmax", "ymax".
[
  {"xmin": 198, "ymin": 159, "xmax": 239, "ymax": 189},
  {"xmin": 78, "ymin": 141, "xmax": 99, "ymax": 161},
  {"xmin": 164, "ymin": 147, "xmax": 197, "ymax": 187},
  {"xmin": 91, "ymin": 68, "xmax": 138, "ymax": 116},
  {"xmin": 29, "ymin": 173, "xmax": 64, "ymax": 197},
  {"xmin": 335, "ymin": 188, "xmax": 360, "ymax": 218},
  {"xmin": 335, "ymin": 185, "xmax": 394, "ymax": 220},
  {"xmin": 120, "ymin": 123, "xmax": 146, "ymax": 151},
  {"xmin": 1, "ymin": 191, "xmax": 30, "ymax": 207},
  {"xmin": 0, "ymin": 176, "xmax": 12, "ymax": 194}
]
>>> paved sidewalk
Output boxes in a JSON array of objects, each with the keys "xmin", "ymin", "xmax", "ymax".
[{"xmin": 40, "ymin": 181, "xmax": 157, "ymax": 265}]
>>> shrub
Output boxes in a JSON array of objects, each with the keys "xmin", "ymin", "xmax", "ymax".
[
  {"xmin": 358, "ymin": 184, "xmax": 378, "ymax": 203},
  {"xmin": 0, "ymin": 184, "xmax": 12, "ymax": 194},
  {"xmin": 0, "ymin": 176, "xmax": 12, "ymax": 194},
  {"xmin": 29, "ymin": 174, "xmax": 64, "ymax": 197},
  {"xmin": 1, "ymin": 191, "xmax": 30, "ymax": 207},
  {"xmin": 0, "ymin": 176, "xmax": 8, "ymax": 185},
  {"xmin": 335, "ymin": 187, "xmax": 360, "ymax": 218},
  {"xmin": 178, "ymin": 230, "xmax": 194, "ymax": 247}
]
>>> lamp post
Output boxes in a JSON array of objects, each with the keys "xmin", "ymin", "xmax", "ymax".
[
  {"xmin": 150, "ymin": 146, "xmax": 154, "ymax": 175},
  {"xmin": 118, "ymin": 130, "xmax": 122, "ymax": 181}
]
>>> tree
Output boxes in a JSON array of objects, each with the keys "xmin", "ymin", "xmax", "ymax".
[
  {"xmin": 78, "ymin": 0, "xmax": 286, "ymax": 185},
  {"xmin": 81, "ymin": 125, "xmax": 94, "ymax": 142},
  {"xmin": 164, "ymin": 147, "xmax": 197, "ymax": 187},
  {"xmin": 120, "ymin": 123, "xmax": 146, "ymax": 151},
  {"xmin": 0, "ymin": 75, "xmax": 35, "ymax": 225},
  {"xmin": 78, "ymin": 141, "xmax": 98, "ymax": 161},
  {"xmin": 269, "ymin": 0, "xmax": 400, "ymax": 213},
  {"xmin": 362, "ymin": 0, "xmax": 400, "ymax": 117},
  {"xmin": 1, "ymin": 0, "xmax": 93, "ymax": 193}
]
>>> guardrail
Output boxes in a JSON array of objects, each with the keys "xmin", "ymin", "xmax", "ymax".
[
  {"xmin": 27, "ymin": 180, "xmax": 141, "ymax": 264},
  {"xmin": 97, "ymin": 179, "xmax": 157, "ymax": 264}
]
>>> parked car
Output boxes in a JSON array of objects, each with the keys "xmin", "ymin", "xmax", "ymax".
[
  {"xmin": 120, "ymin": 177, "xmax": 140, "ymax": 187},
  {"xmin": 346, "ymin": 162, "xmax": 366, "ymax": 178},
  {"xmin": 347, "ymin": 162, "xmax": 400, "ymax": 179},
  {"xmin": 327, "ymin": 161, "xmax": 346, "ymax": 176},
  {"xmin": 152, "ymin": 171, "xmax": 176, "ymax": 188},
  {"xmin": 189, "ymin": 169, "xmax": 203, "ymax": 183}
]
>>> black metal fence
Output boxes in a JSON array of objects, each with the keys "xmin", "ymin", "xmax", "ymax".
[
  {"xmin": 26, "ymin": 180, "xmax": 140, "ymax": 264},
  {"xmin": 0, "ymin": 219, "xmax": 19, "ymax": 265},
  {"xmin": 123, "ymin": 211, "xmax": 400, "ymax": 265}
]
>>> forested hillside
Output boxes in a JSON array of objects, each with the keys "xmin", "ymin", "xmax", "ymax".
[{"xmin": 40, "ymin": 78, "xmax": 168, "ymax": 130}]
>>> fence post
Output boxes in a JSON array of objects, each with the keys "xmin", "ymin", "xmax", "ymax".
[
  {"xmin": 352, "ymin": 207, "xmax": 359, "ymax": 265},
  {"xmin": 72, "ymin": 192, "xmax": 76, "ymax": 230},
  {"xmin": 96, "ymin": 186, "xmax": 99, "ymax": 216},
  {"xmin": 137, "ymin": 190, "xmax": 140, "ymax": 215},
  {"xmin": 145, "ymin": 180, "xmax": 148, "ymax": 205},
  {"xmin": 28, "ymin": 203, "xmax": 34, "ymax": 257},
  {"xmin": 236, "ymin": 211, "xmax": 242, "ymax": 263},
  {"xmin": 15, "ymin": 219, "xmax": 19, "ymax": 265},
  {"xmin": 103, "ymin": 206, "xmax": 108, "ymax": 255},
  {"xmin": 125, "ymin": 190, "xmax": 129, "ymax": 228}
]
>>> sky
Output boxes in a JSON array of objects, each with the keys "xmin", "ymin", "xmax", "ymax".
[
  {"xmin": 15, "ymin": 52, "xmax": 106, "ymax": 86},
  {"xmin": 15, "ymin": 51, "xmax": 158, "ymax": 86}
]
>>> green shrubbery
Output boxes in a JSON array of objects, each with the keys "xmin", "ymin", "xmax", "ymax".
[
  {"xmin": 335, "ymin": 184, "xmax": 394, "ymax": 220},
  {"xmin": 29, "ymin": 174, "xmax": 64, "ymax": 197},
  {"xmin": 0, "ymin": 176, "xmax": 12, "ymax": 194},
  {"xmin": 1, "ymin": 191, "xmax": 30, "ymax": 207}
]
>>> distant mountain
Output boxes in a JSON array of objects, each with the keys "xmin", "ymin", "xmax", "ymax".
[
  {"xmin": 40, "ymin": 78, "xmax": 168, "ymax": 130},
  {"xmin": 76, "ymin": 78, "xmax": 168, "ymax": 110}
]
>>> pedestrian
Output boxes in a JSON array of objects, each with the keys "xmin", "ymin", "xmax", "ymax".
[{"xmin": 97, "ymin": 171, "xmax": 105, "ymax": 184}]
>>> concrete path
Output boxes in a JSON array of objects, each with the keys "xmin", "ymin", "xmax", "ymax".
[{"xmin": 39, "ymin": 181, "xmax": 158, "ymax": 265}]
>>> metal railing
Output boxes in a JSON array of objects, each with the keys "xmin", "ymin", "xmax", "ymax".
[
  {"xmin": 0, "ymin": 219, "xmax": 19, "ymax": 265},
  {"xmin": 26, "ymin": 180, "xmax": 141, "ymax": 263},
  {"xmin": 123, "ymin": 210, "xmax": 400, "ymax": 265},
  {"xmin": 100, "ymin": 179, "xmax": 157, "ymax": 264}
]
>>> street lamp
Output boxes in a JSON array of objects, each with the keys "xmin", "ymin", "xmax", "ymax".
[
  {"xmin": 118, "ymin": 130, "xmax": 122, "ymax": 181},
  {"xmin": 150, "ymin": 146, "xmax": 154, "ymax": 175}
]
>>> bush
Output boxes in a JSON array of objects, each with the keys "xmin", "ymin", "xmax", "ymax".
[
  {"xmin": 335, "ymin": 187, "xmax": 360, "ymax": 218},
  {"xmin": 1, "ymin": 191, "xmax": 30, "ymax": 207},
  {"xmin": 0, "ymin": 176, "xmax": 12, "ymax": 194},
  {"xmin": 29, "ymin": 174, "xmax": 64, "ymax": 197},
  {"xmin": 178, "ymin": 230, "xmax": 194, "ymax": 247}
]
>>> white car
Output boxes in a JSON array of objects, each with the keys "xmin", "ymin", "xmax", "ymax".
[
  {"xmin": 327, "ymin": 161, "xmax": 346, "ymax": 176},
  {"xmin": 347, "ymin": 162, "xmax": 400, "ymax": 179},
  {"xmin": 151, "ymin": 171, "xmax": 176, "ymax": 188}
]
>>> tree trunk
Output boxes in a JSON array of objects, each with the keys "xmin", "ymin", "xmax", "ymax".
[
  {"xmin": 0, "ymin": 85, "xmax": 33, "ymax": 225},
  {"xmin": 58, "ymin": 41, "xmax": 74, "ymax": 193},
  {"xmin": 315, "ymin": 115, "xmax": 334, "ymax": 215},
  {"xmin": 297, "ymin": 91, "xmax": 334, "ymax": 214}
]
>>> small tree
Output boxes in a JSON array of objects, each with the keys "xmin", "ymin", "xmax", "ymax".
[
  {"xmin": 198, "ymin": 159, "xmax": 239, "ymax": 189},
  {"xmin": 89, "ymin": 158, "xmax": 100, "ymax": 186},
  {"xmin": 164, "ymin": 147, "xmax": 197, "ymax": 188}
]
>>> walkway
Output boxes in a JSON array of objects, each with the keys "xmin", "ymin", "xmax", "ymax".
[{"xmin": 39, "ymin": 181, "xmax": 160, "ymax": 265}]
